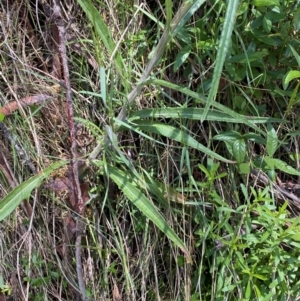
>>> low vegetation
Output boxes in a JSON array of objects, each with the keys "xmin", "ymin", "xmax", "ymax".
[{"xmin": 1, "ymin": 0, "xmax": 300, "ymax": 300}]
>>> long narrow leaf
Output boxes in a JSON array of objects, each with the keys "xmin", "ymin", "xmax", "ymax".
[
  {"xmin": 76, "ymin": 0, "xmax": 125, "ymax": 77},
  {"xmin": 165, "ymin": 0, "xmax": 172, "ymax": 31},
  {"xmin": 132, "ymin": 120, "xmax": 234, "ymax": 163},
  {"xmin": 117, "ymin": 0, "xmax": 206, "ymax": 123},
  {"xmin": 130, "ymin": 108, "xmax": 282, "ymax": 124},
  {"xmin": 144, "ymin": 78, "xmax": 272, "ymax": 135},
  {"xmin": 107, "ymin": 166, "xmax": 192, "ymax": 262},
  {"xmin": 202, "ymin": 0, "xmax": 240, "ymax": 121},
  {"xmin": 0, "ymin": 160, "xmax": 69, "ymax": 221},
  {"xmin": 171, "ymin": 0, "xmax": 206, "ymax": 37}
]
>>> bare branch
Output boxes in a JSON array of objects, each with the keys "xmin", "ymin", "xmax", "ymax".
[{"xmin": 51, "ymin": 1, "xmax": 87, "ymax": 300}]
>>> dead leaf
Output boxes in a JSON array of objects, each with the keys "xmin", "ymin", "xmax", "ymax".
[{"xmin": 0, "ymin": 94, "xmax": 51, "ymax": 116}]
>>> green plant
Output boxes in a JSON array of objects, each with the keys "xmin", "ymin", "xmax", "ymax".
[{"xmin": 21, "ymin": 251, "xmax": 62, "ymax": 301}]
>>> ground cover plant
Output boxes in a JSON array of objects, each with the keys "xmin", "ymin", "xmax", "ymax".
[{"xmin": 1, "ymin": 0, "xmax": 300, "ymax": 300}]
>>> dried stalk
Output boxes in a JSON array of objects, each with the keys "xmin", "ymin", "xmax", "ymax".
[{"xmin": 51, "ymin": 1, "xmax": 86, "ymax": 300}]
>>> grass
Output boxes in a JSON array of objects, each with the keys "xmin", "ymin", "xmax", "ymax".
[{"xmin": 1, "ymin": 0, "xmax": 300, "ymax": 300}]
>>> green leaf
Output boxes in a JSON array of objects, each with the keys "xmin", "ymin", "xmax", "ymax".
[
  {"xmin": 264, "ymin": 157, "xmax": 300, "ymax": 176},
  {"xmin": 173, "ymin": 45, "xmax": 191, "ymax": 72},
  {"xmin": 132, "ymin": 120, "xmax": 234, "ymax": 163},
  {"xmin": 269, "ymin": 278, "xmax": 279, "ymax": 289},
  {"xmin": 289, "ymin": 45, "xmax": 300, "ymax": 67},
  {"xmin": 268, "ymin": 169, "xmax": 276, "ymax": 181},
  {"xmin": 293, "ymin": 7, "xmax": 300, "ymax": 31},
  {"xmin": 107, "ymin": 166, "xmax": 191, "ymax": 262},
  {"xmin": 245, "ymin": 280, "xmax": 251, "ymax": 299},
  {"xmin": 252, "ymin": 0, "xmax": 280, "ymax": 6},
  {"xmin": 232, "ymin": 139, "xmax": 246, "ymax": 163},
  {"xmin": 284, "ymin": 70, "xmax": 300, "ymax": 85},
  {"xmin": 130, "ymin": 108, "xmax": 282, "ymax": 124},
  {"xmin": 240, "ymin": 163, "xmax": 250, "ymax": 174},
  {"xmin": 171, "ymin": 0, "xmax": 206, "ymax": 38},
  {"xmin": 76, "ymin": 0, "xmax": 125, "ymax": 78},
  {"xmin": 116, "ymin": 0, "xmax": 206, "ymax": 124},
  {"xmin": 243, "ymin": 133, "xmax": 266, "ymax": 144},
  {"xmin": 253, "ymin": 285, "xmax": 262, "ymax": 298},
  {"xmin": 165, "ymin": 0, "xmax": 172, "ymax": 31},
  {"xmin": 0, "ymin": 160, "xmax": 69, "ymax": 221},
  {"xmin": 202, "ymin": 0, "xmax": 240, "ymax": 121},
  {"xmin": 145, "ymin": 78, "xmax": 275, "ymax": 135},
  {"xmin": 253, "ymin": 274, "xmax": 267, "ymax": 281},
  {"xmin": 266, "ymin": 124, "xmax": 278, "ymax": 157},
  {"xmin": 227, "ymin": 49, "xmax": 268, "ymax": 63},
  {"xmin": 0, "ymin": 114, "xmax": 4, "ymax": 122},
  {"xmin": 100, "ymin": 67, "xmax": 107, "ymax": 107},
  {"xmin": 263, "ymin": 16, "xmax": 272, "ymax": 33},
  {"xmin": 214, "ymin": 131, "xmax": 243, "ymax": 142}
]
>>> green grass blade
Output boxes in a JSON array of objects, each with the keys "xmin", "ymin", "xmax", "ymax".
[
  {"xmin": 130, "ymin": 108, "xmax": 282, "ymax": 124},
  {"xmin": 0, "ymin": 160, "xmax": 69, "ymax": 221},
  {"xmin": 117, "ymin": 0, "xmax": 206, "ymax": 123},
  {"xmin": 171, "ymin": 0, "xmax": 206, "ymax": 37},
  {"xmin": 107, "ymin": 166, "xmax": 192, "ymax": 262},
  {"xmin": 144, "ymin": 78, "xmax": 273, "ymax": 135},
  {"xmin": 76, "ymin": 0, "xmax": 125, "ymax": 76},
  {"xmin": 166, "ymin": 0, "xmax": 172, "ymax": 31},
  {"xmin": 202, "ymin": 0, "xmax": 240, "ymax": 121},
  {"xmin": 132, "ymin": 120, "xmax": 234, "ymax": 163}
]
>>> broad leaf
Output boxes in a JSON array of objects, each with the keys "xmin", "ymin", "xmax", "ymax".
[
  {"xmin": 266, "ymin": 124, "xmax": 278, "ymax": 157},
  {"xmin": 232, "ymin": 139, "xmax": 246, "ymax": 163},
  {"xmin": 214, "ymin": 131, "xmax": 243, "ymax": 142},
  {"xmin": 107, "ymin": 166, "xmax": 192, "ymax": 262},
  {"xmin": 289, "ymin": 45, "xmax": 300, "ymax": 68},
  {"xmin": 264, "ymin": 157, "xmax": 300, "ymax": 176},
  {"xmin": 173, "ymin": 45, "xmax": 191, "ymax": 72},
  {"xmin": 293, "ymin": 7, "xmax": 300, "ymax": 31}
]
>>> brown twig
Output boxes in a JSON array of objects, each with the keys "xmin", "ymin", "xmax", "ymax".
[
  {"xmin": 51, "ymin": 1, "xmax": 86, "ymax": 300},
  {"xmin": 0, "ymin": 94, "xmax": 52, "ymax": 217},
  {"xmin": 0, "ymin": 94, "xmax": 51, "ymax": 116},
  {"xmin": 251, "ymin": 168, "xmax": 300, "ymax": 208}
]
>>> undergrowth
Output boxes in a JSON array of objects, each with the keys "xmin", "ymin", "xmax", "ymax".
[{"xmin": 1, "ymin": 0, "xmax": 300, "ymax": 300}]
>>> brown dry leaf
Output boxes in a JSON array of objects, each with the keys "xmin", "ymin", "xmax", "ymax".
[
  {"xmin": 112, "ymin": 278, "xmax": 122, "ymax": 301},
  {"xmin": 65, "ymin": 213, "xmax": 77, "ymax": 239},
  {"xmin": 45, "ymin": 176, "xmax": 89, "ymax": 214},
  {"xmin": 0, "ymin": 94, "xmax": 51, "ymax": 116},
  {"xmin": 81, "ymin": 182, "xmax": 89, "ymax": 204},
  {"xmin": 163, "ymin": 184, "xmax": 186, "ymax": 205},
  {"xmin": 45, "ymin": 177, "xmax": 71, "ymax": 192},
  {"xmin": 49, "ymin": 20, "xmax": 62, "ymax": 79}
]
